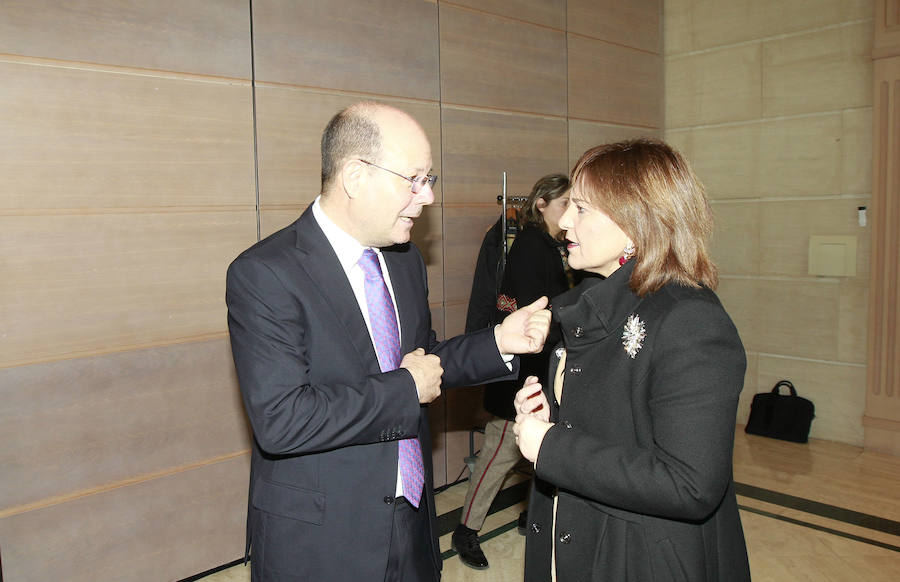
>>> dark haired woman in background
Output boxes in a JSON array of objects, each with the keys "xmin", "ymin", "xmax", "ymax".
[
  {"xmin": 514, "ymin": 139, "xmax": 751, "ymax": 581},
  {"xmin": 452, "ymin": 173, "xmax": 578, "ymax": 570}
]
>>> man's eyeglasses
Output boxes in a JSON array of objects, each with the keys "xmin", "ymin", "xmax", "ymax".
[{"xmin": 359, "ymin": 160, "xmax": 438, "ymax": 194}]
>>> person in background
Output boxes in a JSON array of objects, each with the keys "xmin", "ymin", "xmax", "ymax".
[
  {"xmin": 514, "ymin": 139, "xmax": 751, "ymax": 581},
  {"xmin": 452, "ymin": 174, "xmax": 577, "ymax": 570},
  {"xmin": 226, "ymin": 101, "xmax": 551, "ymax": 582}
]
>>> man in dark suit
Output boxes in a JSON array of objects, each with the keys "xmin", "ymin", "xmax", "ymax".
[{"xmin": 226, "ymin": 101, "xmax": 551, "ymax": 582}]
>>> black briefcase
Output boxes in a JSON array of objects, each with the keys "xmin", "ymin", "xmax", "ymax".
[{"xmin": 745, "ymin": 380, "xmax": 815, "ymax": 443}]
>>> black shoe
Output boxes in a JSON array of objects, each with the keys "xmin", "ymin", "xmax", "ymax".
[
  {"xmin": 451, "ymin": 525, "xmax": 489, "ymax": 570},
  {"xmin": 517, "ymin": 510, "xmax": 528, "ymax": 536}
]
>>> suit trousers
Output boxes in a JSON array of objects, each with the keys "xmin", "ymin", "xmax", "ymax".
[
  {"xmin": 385, "ymin": 496, "xmax": 438, "ymax": 582},
  {"xmin": 459, "ymin": 417, "xmax": 523, "ymax": 530}
]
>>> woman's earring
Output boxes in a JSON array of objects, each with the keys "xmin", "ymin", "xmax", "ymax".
[{"xmin": 619, "ymin": 242, "xmax": 635, "ymax": 266}]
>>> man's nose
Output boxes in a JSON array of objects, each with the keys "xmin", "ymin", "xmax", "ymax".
[{"xmin": 416, "ymin": 184, "xmax": 435, "ymax": 206}]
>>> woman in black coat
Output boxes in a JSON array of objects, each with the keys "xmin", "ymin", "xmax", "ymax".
[{"xmin": 513, "ymin": 139, "xmax": 751, "ymax": 581}]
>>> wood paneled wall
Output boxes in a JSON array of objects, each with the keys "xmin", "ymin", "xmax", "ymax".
[
  {"xmin": 0, "ymin": 1, "xmax": 662, "ymax": 580},
  {"xmin": 865, "ymin": 0, "xmax": 900, "ymax": 454}
]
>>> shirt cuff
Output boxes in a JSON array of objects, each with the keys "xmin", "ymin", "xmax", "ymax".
[{"xmin": 494, "ymin": 325, "xmax": 514, "ymax": 370}]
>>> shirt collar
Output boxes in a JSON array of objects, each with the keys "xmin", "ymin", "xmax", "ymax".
[{"xmin": 312, "ymin": 196, "xmax": 380, "ymax": 274}]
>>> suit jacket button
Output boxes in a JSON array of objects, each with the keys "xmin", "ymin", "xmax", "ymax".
[
  {"xmin": 569, "ymin": 366, "xmax": 582, "ymax": 374},
  {"xmin": 531, "ymin": 522, "xmax": 542, "ymax": 534},
  {"xmin": 563, "ymin": 421, "xmax": 573, "ymax": 429},
  {"xmin": 573, "ymin": 326, "xmax": 584, "ymax": 338},
  {"xmin": 383, "ymin": 496, "xmax": 395, "ymax": 504},
  {"xmin": 559, "ymin": 531, "xmax": 572, "ymax": 544}
]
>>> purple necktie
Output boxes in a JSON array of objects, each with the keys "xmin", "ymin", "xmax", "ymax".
[{"xmin": 358, "ymin": 249, "xmax": 425, "ymax": 507}]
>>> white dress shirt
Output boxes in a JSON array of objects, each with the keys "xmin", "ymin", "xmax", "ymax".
[{"xmin": 311, "ymin": 197, "xmax": 410, "ymax": 499}]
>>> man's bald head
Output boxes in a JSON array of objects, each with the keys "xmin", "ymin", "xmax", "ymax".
[
  {"xmin": 320, "ymin": 102, "xmax": 382, "ymax": 193},
  {"xmin": 318, "ymin": 102, "xmax": 434, "ymax": 246},
  {"xmin": 320, "ymin": 102, "xmax": 427, "ymax": 194}
]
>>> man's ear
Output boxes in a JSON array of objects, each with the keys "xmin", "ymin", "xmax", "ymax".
[{"xmin": 341, "ymin": 159, "xmax": 367, "ymax": 199}]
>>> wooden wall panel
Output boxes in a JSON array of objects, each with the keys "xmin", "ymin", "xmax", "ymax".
[
  {"xmin": 442, "ymin": 298, "xmax": 494, "ymax": 485},
  {"xmin": 447, "ymin": 0, "xmax": 566, "ymax": 28},
  {"xmin": 443, "ymin": 384, "xmax": 493, "ymax": 480},
  {"xmin": 260, "ymin": 207, "xmax": 304, "ymax": 239},
  {"xmin": 568, "ymin": 119, "xmax": 660, "ymax": 168},
  {"xmin": 255, "ymin": 87, "xmax": 442, "ymax": 207},
  {"xmin": 410, "ymin": 206, "xmax": 446, "ymax": 303},
  {"xmin": 0, "ymin": 339, "xmax": 248, "ymax": 510},
  {"xmin": 0, "ymin": 0, "xmax": 251, "ymax": 78},
  {"xmin": 440, "ymin": 107, "xmax": 568, "ymax": 204},
  {"xmin": 0, "ymin": 210, "xmax": 256, "ymax": 366},
  {"xmin": 568, "ymin": 33, "xmax": 664, "ymax": 127},
  {"xmin": 0, "ymin": 455, "xmax": 249, "ymax": 582},
  {"xmin": 251, "ymin": 0, "xmax": 439, "ymax": 100},
  {"xmin": 568, "ymin": 0, "xmax": 661, "ymax": 53},
  {"xmin": 439, "ymin": 5, "xmax": 567, "ymax": 115},
  {"xmin": 875, "ymin": 0, "xmax": 900, "ymax": 58},
  {"xmin": 0, "ymin": 62, "xmax": 255, "ymax": 210},
  {"xmin": 442, "ymin": 206, "xmax": 503, "ymax": 306},
  {"xmin": 0, "ymin": 1, "xmax": 664, "ymax": 578},
  {"xmin": 865, "ymin": 52, "xmax": 900, "ymax": 454}
]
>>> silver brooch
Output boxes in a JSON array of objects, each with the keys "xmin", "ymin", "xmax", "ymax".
[{"xmin": 621, "ymin": 314, "xmax": 646, "ymax": 359}]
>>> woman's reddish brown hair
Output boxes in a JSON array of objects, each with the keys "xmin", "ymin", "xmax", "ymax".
[{"xmin": 571, "ymin": 138, "xmax": 718, "ymax": 296}]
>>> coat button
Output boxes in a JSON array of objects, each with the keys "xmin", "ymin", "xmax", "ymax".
[
  {"xmin": 531, "ymin": 522, "xmax": 542, "ymax": 534},
  {"xmin": 563, "ymin": 421, "xmax": 573, "ymax": 429},
  {"xmin": 555, "ymin": 347, "xmax": 566, "ymax": 358},
  {"xmin": 573, "ymin": 326, "xmax": 584, "ymax": 338},
  {"xmin": 569, "ymin": 366, "xmax": 582, "ymax": 375},
  {"xmin": 559, "ymin": 531, "xmax": 572, "ymax": 544},
  {"xmin": 383, "ymin": 496, "xmax": 395, "ymax": 504}
]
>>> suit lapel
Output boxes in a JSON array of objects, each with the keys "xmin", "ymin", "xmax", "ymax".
[{"xmin": 293, "ymin": 208, "xmax": 381, "ymax": 373}]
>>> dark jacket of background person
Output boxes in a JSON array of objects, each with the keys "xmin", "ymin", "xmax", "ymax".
[
  {"xmin": 465, "ymin": 217, "xmax": 504, "ymax": 334},
  {"xmin": 524, "ymin": 260, "xmax": 750, "ymax": 582},
  {"xmin": 484, "ymin": 224, "xmax": 571, "ymax": 420}
]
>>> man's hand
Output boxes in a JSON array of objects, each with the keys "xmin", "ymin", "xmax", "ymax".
[
  {"xmin": 495, "ymin": 296, "xmax": 552, "ymax": 355},
  {"xmin": 400, "ymin": 348, "xmax": 443, "ymax": 404}
]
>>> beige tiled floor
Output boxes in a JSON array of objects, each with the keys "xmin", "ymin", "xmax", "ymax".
[{"xmin": 199, "ymin": 433, "xmax": 900, "ymax": 581}]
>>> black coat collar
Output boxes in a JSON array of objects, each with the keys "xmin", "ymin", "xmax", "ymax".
[{"xmin": 553, "ymin": 260, "xmax": 642, "ymax": 344}]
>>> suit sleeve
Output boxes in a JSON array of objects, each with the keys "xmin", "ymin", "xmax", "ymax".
[
  {"xmin": 535, "ymin": 298, "xmax": 745, "ymax": 521},
  {"xmin": 412, "ymin": 243, "xmax": 519, "ymax": 389},
  {"xmin": 226, "ymin": 255, "xmax": 422, "ymax": 456}
]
